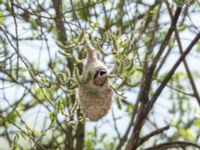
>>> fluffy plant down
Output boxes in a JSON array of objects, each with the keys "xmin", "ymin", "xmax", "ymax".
[{"xmin": 77, "ymin": 38, "xmax": 114, "ymax": 121}]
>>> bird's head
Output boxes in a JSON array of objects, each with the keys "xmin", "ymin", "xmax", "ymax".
[{"xmin": 93, "ymin": 68, "xmax": 108, "ymax": 86}]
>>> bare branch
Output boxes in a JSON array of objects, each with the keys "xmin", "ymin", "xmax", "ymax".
[{"xmin": 144, "ymin": 141, "xmax": 200, "ymax": 150}]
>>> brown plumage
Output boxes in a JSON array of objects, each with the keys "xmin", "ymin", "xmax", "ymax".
[{"xmin": 77, "ymin": 38, "xmax": 114, "ymax": 121}]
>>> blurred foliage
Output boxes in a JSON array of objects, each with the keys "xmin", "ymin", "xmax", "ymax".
[{"xmin": 0, "ymin": 0, "xmax": 200, "ymax": 150}]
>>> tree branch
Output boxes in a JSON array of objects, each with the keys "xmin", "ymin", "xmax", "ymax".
[
  {"xmin": 137, "ymin": 125, "xmax": 170, "ymax": 147},
  {"xmin": 144, "ymin": 141, "xmax": 200, "ymax": 150},
  {"xmin": 125, "ymin": 6, "xmax": 183, "ymax": 150},
  {"xmin": 147, "ymin": 31, "xmax": 200, "ymax": 111},
  {"xmin": 166, "ymin": 2, "xmax": 200, "ymax": 106}
]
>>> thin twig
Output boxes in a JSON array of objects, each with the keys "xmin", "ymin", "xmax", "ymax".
[
  {"xmin": 137, "ymin": 125, "xmax": 170, "ymax": 147},
  {"xmin": 11, "ymin": 1, "xmax": 19, "ymax": 79}
]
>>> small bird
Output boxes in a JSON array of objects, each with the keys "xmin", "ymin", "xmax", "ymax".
[{"xmin": 77, "ymin": 37, "xmax": 114, "ymax": 121}]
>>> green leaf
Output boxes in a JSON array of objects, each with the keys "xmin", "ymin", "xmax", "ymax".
[
  {"xmin": 85, "ymin": 138, "xmax": 93, "ymax": 150},
  {"xmin": 194, "ymin": 119, "xmax": 200, "ymax": 128},
  {"xmin": 7, "ymin": 112, "xmax": 17, "ymax": 123},
  {"xmin": 56, "ymin": 99, "xmax": 64, "ymax": 114},
  {"xmin": 30, "ymin": 19, "xmax": 38, "ymax": 30},
  {"xmin": 88, "ymin": 131, "xmax": 96, "ymax": 137},
  {"xmin": 188, "ymin": 0, "xmax": 195, "ymax": 5},
  {"xmin": 91, "ymin": 21, "xmax": 99, "ymax": 30},
  {"xmin": 4, "ymin": 121, "xmax": 9, "ymax": 127},
  {"xmin": 173, "ymin": 0, "xmax": 185, "ymax": 6},
  {"xmin": 122, "ymin": 67, "xmax": 142, "ymax": 78},
  {"xmin": 196, "ymin": 42, "xmax": 200, "ymax": 53},
  {"xmin": 178, "ymin": 24, "xmax": 187, "ymax": 31},
  {"xmin": 0, "ymin": 15, "xmax": 5, "ymax": 25},
  {"xmin": 100, "ymin": 133, "xmax": 107, "ymax": 141},
  {"xmin": 0, "ymin": 10, "xmax": 5, "ymax": 25},
  {"xmin": 48, "ymin": 111, "xmax": 53, "ymax": 118},
  {"xmin": 39, "ymin": 77, "xmax": 47, "ymax": 87},
  {"xmin": 179, "ymin": 129, "xmax": 194, "ymax": 140}
]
